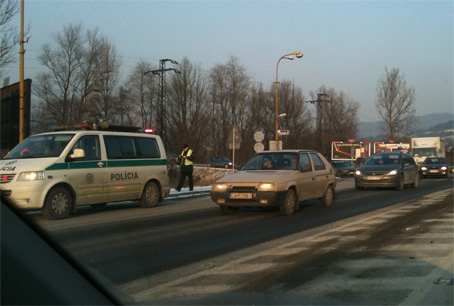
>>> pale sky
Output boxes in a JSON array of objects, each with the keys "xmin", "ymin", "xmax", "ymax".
[{"xmin": 4, "ymin": 0, "xmax": 454, "ymax": 123}]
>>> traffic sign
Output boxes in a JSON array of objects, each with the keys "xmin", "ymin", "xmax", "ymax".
[
  {"xmin": 278, "ymin": 130, "xmax": 290, "ymax": 136},
  {"xmin": 254, "ymin": 131, "xmax": 264, "ymax": 142},
  {"xmin": 254, "ymin": 143, "xmax": 265, "ymax": 153}
]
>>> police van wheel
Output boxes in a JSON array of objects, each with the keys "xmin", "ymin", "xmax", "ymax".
[
  {"xmin": 139, "ymin": 181, "xmax": 159, "ymax": 208},
  {"xmin": 42, "ymin": 187, "xmax": 73, "ymax": 220}
]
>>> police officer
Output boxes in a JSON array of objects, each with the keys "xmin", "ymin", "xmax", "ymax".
[{"xmin": 176, "ymin": 144, "xmax": 194, "ymax": 191}]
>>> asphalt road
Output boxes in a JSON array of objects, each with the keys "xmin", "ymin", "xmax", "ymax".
[{"xmin": 35, "ymin": 176, "xmax": 453, "ymax": 305}]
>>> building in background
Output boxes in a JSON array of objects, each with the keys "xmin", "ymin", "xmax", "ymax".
[{"xmin": 1, "ymin": 79, "xmax": 32, "ymax": 157}]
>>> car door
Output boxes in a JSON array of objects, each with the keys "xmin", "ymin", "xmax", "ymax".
[
  {"xmin": 68, "ymin": 135, "xmax": 107, "ymax": 205},
  {"xmin": 403, "ymin": 154, "xmax": 417, "ymax": 183},
  {"xmin": 310, "ymin": 153, "xmax": 331, "ymax": 198},
  {"xmin": 103, "ymin": 135, "xmax": 144, "ymax": 203},
  {"xmin": 295, "ymin": 153, "xmax": 317, "ymax": 201}
]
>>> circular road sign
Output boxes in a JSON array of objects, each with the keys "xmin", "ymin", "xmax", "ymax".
[
  {"xmin": 254, "ymin": 131, "xmax": 264, "ymax": 142},
  {"xmin": 254, "ymin": 143, "xmax": 265, "ymax": 153}
]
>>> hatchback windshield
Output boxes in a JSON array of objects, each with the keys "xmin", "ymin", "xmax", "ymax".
[
  {"xmin": 242, "ymin": 152, "xmax": 298, "ymax": 170},
  {"xmin": 5, "ymin": 134, "xmax": 74, "ymax": 159}
]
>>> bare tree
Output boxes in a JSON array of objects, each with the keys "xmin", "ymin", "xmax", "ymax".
[
  {"xmin": 88, "ymin": 35, "xmax": 122, "ymax": 121},
  {"xmin": 34, "ymin": 24, "xmax": 123, "ymax": 129},
  {"xmin": 376, "ymin": 67, "xmax": 418, "ymax": 140},
  {"xmin": 0, "ymin": 0, "xmax": 19, "ymax": 77},
  {"xmin": 316, "ymin": 87, "xmax": 360, "ymax": 156},
  {"xmin": 275, "ymin": 80, "xmax": 313, "ymax": 150},
  {"xmin": 208, "ymin": 56, "xmax": 251, "ymax": 159},
  {"xmin": 34, "ymin": 24, "xmax": 85, "ymax": 126},
  {"xmin": 167, "ymin": 57, "xmax": 209, "ymax": 156},
  {"xmin": 121, "ymin": 61, "xmax": 157, "ymax": 129}
]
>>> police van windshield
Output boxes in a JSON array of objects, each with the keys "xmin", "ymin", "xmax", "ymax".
[{"xmin": 6, "ymin": 134, "xmax": 74, "ymax": 159}]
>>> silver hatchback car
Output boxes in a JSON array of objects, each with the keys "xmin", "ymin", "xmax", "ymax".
[{"xmin": 210, "ymin": 150, "xmax": 337, "ymax": 216}]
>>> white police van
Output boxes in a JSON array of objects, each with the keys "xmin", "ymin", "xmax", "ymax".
[{"xmin": 0, "ymin": 122, "xmax": 170, "ymax": 219}]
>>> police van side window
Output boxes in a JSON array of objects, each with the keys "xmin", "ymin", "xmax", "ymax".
[
  {"xmin": 135, "ymin": 137, "xmax": 160, "ymax": 158},
  {"xmin": 104, "ymin": 136, "xmax": 134, "ymax": 159},
  {"xmin": 71, "ymin": 135, "xmax": 100, "ymax": 161},
  {"xmin": 104, "ymin": 135, "xmax": 160, "ymax": 159}
]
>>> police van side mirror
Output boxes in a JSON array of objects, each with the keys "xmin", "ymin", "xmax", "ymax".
[{"xmin": 67, "ymin": 148, "xmax": 85, "ymax": 161}]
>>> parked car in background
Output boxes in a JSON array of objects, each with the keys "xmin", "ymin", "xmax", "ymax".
[
  {"xmin": 331, "ymin": 160, "xmax": 355, "ymax": 177},
  {"xmin": 208, "ymin": 156, "xmax": 233, "ymax": 168},
  {"xmin": 420, "ymin": 157, "xmax": 449, "ymax": 178},
  {"xmin": 355, "ymin": 152, "xmax": 418, "ymax": 191},
  {"xmin": 355, "ymin": 156, "xmax": 369, "ymax": 170},
  {"xmin": 167, "ymin": 152, "xmax": 178, "ymax": 166},
  {"xmin": 210, "ymin": 150, "xmax": 337, "ymax": 216}
]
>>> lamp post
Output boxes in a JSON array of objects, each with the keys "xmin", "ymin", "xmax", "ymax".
[{"xmin": 275, "ymin": 51, "xmax": 303, "ymax": 150}]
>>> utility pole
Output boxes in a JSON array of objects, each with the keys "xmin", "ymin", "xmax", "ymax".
[
  {"xmin": 19, "ymin": 0, "xmax": 28, "ymax": 141},
  {"xmin": 307, "ymin": 93, "xmax": 332, "ymax": 153},
  {"xmin": 144, "ymin": 59, "xmax": 180, "ymax": 145}
]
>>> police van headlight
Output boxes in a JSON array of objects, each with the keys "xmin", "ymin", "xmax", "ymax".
[{"xmin": 18, "ymin": 171, "xmax": 45, "ymax": 181}]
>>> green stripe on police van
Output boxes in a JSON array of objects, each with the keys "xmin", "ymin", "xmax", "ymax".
[
  {"xmin": 46, "ymin": 159, "xmax": 166, "ymax": 171},
  {"xmin": 107, "ymin": 159, "xmax": 166, "ymax": 167}
]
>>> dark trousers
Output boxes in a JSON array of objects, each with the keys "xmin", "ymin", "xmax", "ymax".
[{"xmin": 177, "ymin": 166, "xmax": 193, "ymax": 191}]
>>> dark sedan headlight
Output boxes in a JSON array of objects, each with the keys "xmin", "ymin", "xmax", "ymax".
[
  {"xmin": 441, "ymin": 166, "xmax": 448, "ymax": 171},
  {"xmin": 421, "ymin": 166, "xmax": 428, "ymax": 171},
  {"xmin": 386, "ymin": 170, "xmax": 398, "ymax": 176}
]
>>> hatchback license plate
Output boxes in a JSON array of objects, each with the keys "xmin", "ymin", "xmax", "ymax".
[
  {"xmin": 430, "ymin": 170, "xmax": 439, "ymax": 173},
  {"xmin": 366, "ymin": 176, "xmax": 381, "ymax": 180},
  {"xmin": 230, "ymin": 192, "xmax": 252, "ymax": 199}
]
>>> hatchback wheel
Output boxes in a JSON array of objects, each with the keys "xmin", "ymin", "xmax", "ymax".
[
  {"xmin": 280, "ymin": 189, "xmax": 297, "ymax": 216},
  {"xmin": 321, "ymin": 185, "xmax": 335, "ymax": 207}
]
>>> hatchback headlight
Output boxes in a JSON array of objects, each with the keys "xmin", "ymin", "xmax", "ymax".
[
  {"xmin": 441, "ymin": 166, "xmax": 447, "ymax": 171},
  {"xmin": 355, "ymin": 170, "xmax": 362, "ymax": 176},
  {"xmin": 212, "ymin": 183, "xmax": 228, "ymax": 192},
  {"xmin": 421, "ymin": 166, "xmax": 427, "ymax": 171},
  {"xmin": 258, "ymin": 183, "xmax": 275, "ymax": 192},
  {"xmin": 387, "ymin": 170, "xmax": 398, "ymax": 176},
  {"xmin": 18, "ymin": 171, "xmax": 45, "ymax": 181}
]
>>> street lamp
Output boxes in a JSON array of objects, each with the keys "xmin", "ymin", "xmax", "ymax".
[{"xmin": 275, "ymin": 51, "xmax": 303, "ymax": 150}]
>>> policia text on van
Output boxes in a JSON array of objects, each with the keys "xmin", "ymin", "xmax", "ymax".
[{"xmin": 0, "ymin": 123, "xmax": 170, "ymax": 220}]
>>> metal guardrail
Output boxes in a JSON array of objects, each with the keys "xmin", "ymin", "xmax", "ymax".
[{"xmin": 166, "ymin": 188, "xmax": 211, "ymax": 199}]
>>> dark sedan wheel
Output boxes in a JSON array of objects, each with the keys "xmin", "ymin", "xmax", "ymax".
[
  {"xmin": 396, "ymin": 175, "xmax": 404, "ymax": 191},
  {"xmin": 411, "ymin": 173, "xmax": 419, "ymax": 188}
]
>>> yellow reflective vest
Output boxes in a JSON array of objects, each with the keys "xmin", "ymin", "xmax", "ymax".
[{"xmin": 181, "ymin": 149, "xmax": 193, "ymax": 166}]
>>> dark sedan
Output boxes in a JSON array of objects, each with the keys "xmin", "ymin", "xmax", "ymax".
[
  {"xmin": 331, "ymin": 160, "xmax": 355, "ymax": 177},
  {"xmin": 420, "ymin": 157, "xmax": 449, "ymax": 178},
  {"xmin": 355, "ymin": 152, "xmax": 419, "ymax": 190}
]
